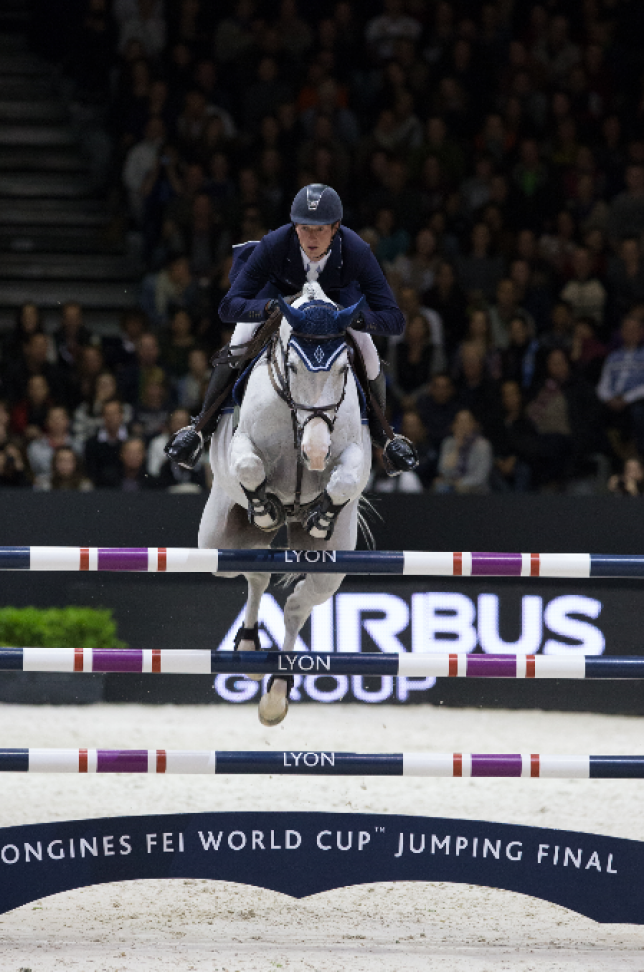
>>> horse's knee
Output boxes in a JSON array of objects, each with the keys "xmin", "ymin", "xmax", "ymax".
[{"xmin": 232, "ymin": 453, "xmax": 265, "ymax": 490}]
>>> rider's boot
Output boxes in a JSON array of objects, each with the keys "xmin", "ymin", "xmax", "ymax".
[
  {"xmin": 368, "ymin": 370, "xmax": 419, "ymax": 476},
  {"xmin": 258, "ymin": 674, "xmax": 293, "ymax": 727},
  {"xmin": 164, "ymin": 346, "xmax": 239, "ymax": 469}
]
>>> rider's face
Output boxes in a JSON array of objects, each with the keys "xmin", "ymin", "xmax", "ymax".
[{"xmin": 294, "ymin": 222, "xmax": 338, "ymax": 260}]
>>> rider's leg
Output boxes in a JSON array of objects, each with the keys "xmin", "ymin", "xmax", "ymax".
[
  {"xmin": 348, "ymin": 330, "xmax": 419, "ymax": 476},
  {"xmin": 165, "ymin": 322, "xmax": 261, "ymax": 468}
]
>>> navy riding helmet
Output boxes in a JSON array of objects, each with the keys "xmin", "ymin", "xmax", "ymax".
[{"xmin": 290, "ymin": 184, "xmax": 343, "ymax": 226}]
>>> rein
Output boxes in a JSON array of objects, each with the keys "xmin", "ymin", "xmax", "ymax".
[{"xmin": 267, "ymin": 330, "xmax": 351, "ymax": 517}]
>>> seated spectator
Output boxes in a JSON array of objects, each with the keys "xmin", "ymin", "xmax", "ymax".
[
  {"xmin": 10, "ymin": 374, "xmax": 51, "ymax": 440},
  {"xmin": 606, "ymin": 238, "xmax": 644, "ymax": 329},
  {"xmin": 70, "ymin": 345, "xmax": 105, "ymax": 412},
  {"xmin": 103, "ymin": 309, "xmax": 149, "ymax": 375},
  {"xmin": 0, "ymin": 400, "xmax": 10, "ymax": 451},
  {"xmin": 528, "ymin": 348, "xmax": 602, "ymax": 486},
  {"xmin": 608, "ymin": 457, "xmax": 644, "ymax": 497},
  {"xmin": 538, "ymin": 209, "xmax": 576, "ymax": 280},
  {"xmin": 49, "ymin": 446, "xmax": 93, "ymax": 492},
  {"xmin": 415, "ymin": 373, "xmax": 459, "ymax": 465},
  {"xmin": 434, "ymin": 409, "xmax": 493, "ymax": 494},
  {"xmin": 607, "ymin": 163, "xmax": 644, "ymax": 247},
  {"xmin": 123, "ymin": 116, "xmax": 166, "ymax": 224},
  {"xmin": 27, "ymin": 406, "xmax": 78, "ymax": 490},
  {"xmin": 374, "ymin": 207, "xmax": 410, "ymax": 264},
  {"xmin": 457, "ymin": 223, "xmax": 505, "ymax": 302},
  {"xmin": 85, "ymin": 400, "xmax": 129, "ymax": 488},
  {"xmin": 176, "ymin": 348, "xmax": 210, "ymax": 412},
  {"xmin": 397, "ymin": 286, "xmax": 444, "ymax": 370},
  {"xmin": 118, "ymin": 0, "xmax": 166, "ymax": 58},
  {"xmin": 501, "ymin": 316, "xmax": 539, "ymax": 390},
  {"xmin": 569, "ymin": 318, "xmax": 606, "ymax": 385},
  {"xmin": 453, "ymin": 309, "xmax": 500, "ymax": 383},
  {"xmin": 73, "ymin": 371, "xmax": 134, "ymax": 448},
  {"xmin": 147, "ymin": 407, "xmax": 191, "ymax": 477},
  {"xmin": 597, "ymin": 315, "xmax": 644, "ymax": 456},
  {"xmin": 488, "ymin": 278, "xmax": 534, "ymax": 350},
  {"xmin": 508, "ymin": 256, "xmax": 553, "ymax": 334},
  {"xmin": 0, "ymin": 442, "xmax": 31, "ymax": 488},
  {"xmin": 119, "ymin": 436, "xmax": 154, "ymax": 490},
  {"xmin": 131, "ymin": 380, "xmax": 170, "ymax": 443},
  {"xmin": 156, "ymin": 452, "xmax": 206, "ymax": 491},
  {"xmin": 559, "ymin": 246, "xmax": 607, "ymax": 325},
  {"xmin": 454, "ymin": 341, "xmax": 503, "ymax": 437},
  {"xmin": 161, "ymin": 309, "xmax": 196, "ymax": 378},
  {"xmin": 118, "ymin": 332, "xmax": 167, "ymax": 406},
  {"xmin": 4, "ymin": 332, "xmax": 67, "ymax": 408},
  {"xmin": 53, "ymin": 302, "xmax": 94, "ymax": 372},
  {"xmin": 489, "ymin": 381, "xmax": 539, "ymax": 493},
  {"xmin": 422, "ymin": 260, "xmax": 468, "ymax": 358},
  {"xmin": 2, "ymin": 302, "xmax": 48, "ymax": 362},
  {"xmin": 140, "ymin": 255, "xmax": 200, "ymax": 329},
  {"xmin": 387, "ymin": 227, "xmax": 439, "ymax": 296},
  {"xmin": 390, "ymin": 314, "xmax": 434, "ymax": 407}
]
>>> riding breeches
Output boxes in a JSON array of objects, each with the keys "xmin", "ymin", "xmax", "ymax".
[{"xmin": 230, "ymin": 322, "xmax": 381, "ymax": 381}]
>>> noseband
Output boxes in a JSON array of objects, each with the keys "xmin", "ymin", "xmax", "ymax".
[{"xmin": 266, "ymin": 330, "xmax": 352, "ymax": 516}]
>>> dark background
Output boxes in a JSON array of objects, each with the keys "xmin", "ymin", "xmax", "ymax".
[{"xmin": 2, "ymin": 492, "xmax": 644, "ymax": 713}]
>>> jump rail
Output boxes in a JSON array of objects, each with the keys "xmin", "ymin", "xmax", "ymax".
[
  {"xmin": 2, "ymin": 546, "xmax": 644, "ymax": 577},
  {"xmin": 1, "ymin": 749, "xmax": 643, "ymax": 777},
  {"xmin": 4, "ymin": 647, "xmax": 644, "ymax": 678}
]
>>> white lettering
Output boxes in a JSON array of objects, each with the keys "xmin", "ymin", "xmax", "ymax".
[
  {"xmin": 323, "ymin": 551, "xmax": 337, "ymax": 562},
  {"xmin": 553, "ymin": 846, "xmax": 560, "ymax": 865},
  {"xmin": 321, "ymin": 752, "xmax": 335, "ymax": 766},
  {"xmin": 409, "ymin": 833, "xmax": 425, "ymax": 854},
  {"xmin": 81, "ymin": 838, "xmax": 98, "ymax": 858},
  {"xmin": 25, "ymin": 842, "xmax": 42, "ymax": 862},
  {"xmin": 179, "ymin": 833, "xmax": 184, "ymax": 853},
  {"xmin": 317, "ymin": 830, "xmax": 332, "ymax": 850},
  {"xmin": 103, "ymin": 836, "xmax": 115, "ymax": 857},
  {"xmin": 286, "ymin": 830, "xmax": 301, "ymax": 849},
  {"xmin": 537, "ymin": 844, "xmax": 549, "ymax": 864},
  {"xmin": 252, "ymin": 831, "xmax": 265, "ymax": 850},
  {"xmin": 303, "ymin": 752, "xmax": 318, "ymax": 767},
  {"xmin": 337, "ymin": 593, "xmax": 409, "ymax": 655},
  {"xmin": 506, "ymin": 842, "xmax": 523, "ymax": 861},
  {"xmin": 431, "ymin": 835, "xmax": 450, "ymax": 855},
  {"xmin": 483, "ymin": 839, "xmax": 501, "ymax": 859},
  {"xmin": 1, "ymin": 845, "xmax": 19, "ymax": 865},
  {"xmin": 163, "ymin": 833, "xmax": 174, "ymax": 853},
  {"xmin": 607, "ymin": 854, "xmax": 617, "ymax": 873},
  {"xmin": 337, "ymin": 831, "xmax": 353, "ymax": 851},
  {"xmin": 394, "ymin": 832, "xmax": 403, "ymax": 857},
  {"xmin": 412, "ymin": 593, "xmax": 477, "ymax": 653},
  {"xmin": 305, "ymin": 675, "xmax": 348, "ymax": 702},
  {"xmin": 47, "ymin": 841, "xmax": 63, "ymax": 861},
  {"xmin": 478, "ymin": 594, "xmax": 542, "ymax": 655},
  {"xmin": 228, "ymin": 831, "xmax": 246, "ymax": 851},
  {"xmin": 544, "ymin": 596, "xmax": 604, "ymax": 655},
  {"xmin": 119, "ymin": 835, "xmax": 132, "ymax": 855},
  {"xmin": 145, "ymin": 834, "xmax": 157, "ymax": 854},
  {"xmin": 585, "ymin": 851, "xmax": 601, "ymax": 871},
  {"xmin": 564, "ymin": 847, "xmax": 582, "ymax": 868},
  {"xmin": 455, "ymin": 837, "xmax": 468, "ymax": 856},
  {"xmin": 271, "ymin": 830, "xmax": 281, "ymax": 850},
  {"xmin": 472, "ymin": 837, "xmax": 478, "ymax": 857},
  {"xmin": 198, "ymin": 831, "xmax": 223, "ymax": 851},
  {"xmin": 358, "ymin": 832, "xmax": 370, "ymax": 851}
]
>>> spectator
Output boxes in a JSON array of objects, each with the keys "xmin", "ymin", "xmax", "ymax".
[
  {"xmin": 390, "ymin": 314, "xmax": 434, "ymax": 406},
  {"xmin": 456, "ymin": 222, "xmax": 505, "ymax": 301},
  {"xmin": 454, "ymin": 341, "xmax": 503, "ymax": 438},
  {"xmin": 397, "ymin": 286, "xmax": 444, "ymax": 369},
  {"xmin": 423, "ymin": 260, "xmax": 468, "ymax": 358},
  {"xmin": 27, "ymin": 405, "xmax": 78, "ymax": 489},
  {"xmin": 0, "ymin": 442, "xmax": 31, "ymax": 488},
  {"xmin": 607, "ymin": 163, "xmax": 644, "ymax": 246},
  {"xmin": 118, "ymin": 0, "xmax": 166, "ymax": 57},
  {"xmin": 85, "ymin": 399, "xmax": 129, "ymax": 488},
  {"xmin": 365, "ymin": 0, "xmax": 422, "ymax": 62},
  {"xmin": 501, "ymin": 316, "xmax": 539, "ymax": 390},
  {"xmin": 176, "ymin": 347, "xmax": 210, "ymax": 412},
  {"xmin": 103, "ymin": 309, "xmax": 149, "ymax": 374},
  {"xmin": 123, "ymin": 116, "xmax": 166, "ymax": 223},
  {"xmin": 453, "ymin": 308, "xmax": 501, "ymax": 382},
  {"xmin": 434, "ymin": 409, "xmax": 493, "ymax": 494},
  {"xmin": 387, "ymin": 227, "xmax": 439, "ymax": 296},
  {"xmin": 140, "ymin": 255, "xmax": 200, "ymax": 328},
  {"xmin": 608, "ymin": 457, "xmax": 644, "ymax": 497},
  {"xmin": 606, "ymin": 238, "xmax": 644, "ymax": 328},
  {"xmin": 118, "ymin": 332, "xmax": 166, "ymax": 405},
  {"xmin": 559, "ymin": 246, "xmax": 607, "ymax": 325},
  {"xmin": 490, "ymin": 381, "xmax": 539, "ymax": 492},
  {"xmin": 161, "ymin": 309, "xmax": 196, "ymax": 378},
  {"xmin": 119, "ymin": 436, "xmax": 153, "ymax": 490},
  {"xmin": 2, "ymin": 302, "xmax": 48, "ymax": 363},
  {"xmin": 131, "ymin": 380, "xmax": 170, "ymax": 442},
  {"xmin": 53, "ymin": 302, "xmax": 94, "ymax": 372},
  {"xmin": 415, "ymin": 373, "xmax": 459, "ymax": 467},
  {"xmin": 10, "ymin": 374, "xmax": 51, "ymax": 440},
  {"xmin": 49, "ymin": 446, "xmax": 93, "ymax": 492},
  {"xmin": 488, "ymin": 278, "xmax": 533, "ymax": 350},
  {"xmin": 4, "ymin": 332, "xmax": 66, "ymax": 407},
  {"xmin": 73, "ymin": 371, "xmax": 133, "ymax": 446},
  {"xmin": 597, "ymin": 315, "xmax": 644, "ymax": 456}
]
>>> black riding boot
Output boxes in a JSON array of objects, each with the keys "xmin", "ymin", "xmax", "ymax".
[
  {"xmin": 368, "ymin": 370, "xmax": 419, "ymax": 476},
  {"xmin": 165, "ymin": 347, "xmax": 239, "ymax": 469}
]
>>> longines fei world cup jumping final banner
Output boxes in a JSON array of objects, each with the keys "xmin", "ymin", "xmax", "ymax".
[{"xmin": 0, "ymin": 811, "xmax": 641, "ymax": 924}]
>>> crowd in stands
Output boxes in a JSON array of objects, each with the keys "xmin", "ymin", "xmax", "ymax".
[{"xmin": 6, "ymin": 0, "xmax": 644, "ymax": 493}]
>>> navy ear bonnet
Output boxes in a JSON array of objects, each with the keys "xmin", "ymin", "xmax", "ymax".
[{"xmin": 277, "ymin": 295, "xmax": 365, "ymax": 372}]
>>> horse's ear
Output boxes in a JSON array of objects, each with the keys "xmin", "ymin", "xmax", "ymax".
[
  {"xmin": 334, "ymin": 296, "xmax": 366, "ymax": 331},
  {"xmin": 277, "ymin": 295, "xmax": 307, "ymax": 330}
]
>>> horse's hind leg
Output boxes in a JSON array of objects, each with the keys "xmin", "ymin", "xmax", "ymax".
[{"xmin": 258, "ymin": 502, "xmax": 358, "ymax": 727}]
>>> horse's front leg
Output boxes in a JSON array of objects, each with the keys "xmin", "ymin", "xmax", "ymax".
[
  {"xmin": 306, "ymin": 442, "xmax": 365, "ymax": 540},
  {"xmin": 230, "ymin": 431, "xmax": 284, "ymax": 531},
  {"xmin": 258, "ymin": 501, "xmax": 358, "ymax": 727}
]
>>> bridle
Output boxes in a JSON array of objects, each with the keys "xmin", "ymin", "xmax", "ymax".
[{"xmin": 266, "ymin": 328, "xmax": 352, "ymax": 516}]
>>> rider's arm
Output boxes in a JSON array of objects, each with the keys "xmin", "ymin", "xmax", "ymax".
[
  {"xmin": 218, "ymin": 238, "xmax": 274, "ymax": 324},
  {"xmin": 354, "ymin": 247, "xmax": 405, "ymax": 337}
]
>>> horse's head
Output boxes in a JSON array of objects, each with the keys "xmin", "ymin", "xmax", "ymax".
[{"xmin": 277, "ymin": 285, "xmax": 365, "ymax": 472}]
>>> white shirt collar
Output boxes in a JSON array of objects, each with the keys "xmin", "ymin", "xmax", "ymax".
[{"xmin": 300, "ymin": 247, "xmax": 331, "ymax": 282}]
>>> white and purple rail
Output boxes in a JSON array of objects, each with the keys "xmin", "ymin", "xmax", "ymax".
[
  {"xmin": 1, "ymin": 546, "xmax": 644, "ymax": 577},
  {"xmin": 2, "ymin": 647, "xmax": 644, "ymax": 678},
  {"xmin": 0, "ymin": 749, "xmax": 641, "ymax": 777}
]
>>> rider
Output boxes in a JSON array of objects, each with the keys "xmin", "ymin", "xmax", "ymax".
[{"xmin": 166, "ymin": 183, "xmax": 418, "ymax": 475}]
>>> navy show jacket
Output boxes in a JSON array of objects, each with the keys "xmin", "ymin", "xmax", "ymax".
[{"xmin": 218, "ymin": 224, "xmax": 405, "ymax": 336}]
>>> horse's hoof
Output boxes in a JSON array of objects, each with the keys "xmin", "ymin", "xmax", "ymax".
[{"xmin": 258, "ymin": 678, "xmax": 289, "ymax": 726}]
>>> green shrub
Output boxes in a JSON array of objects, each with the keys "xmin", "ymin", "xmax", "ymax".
[{"xmin": 0, "ymin": 607, "xmax": 125, "ymax": 650}]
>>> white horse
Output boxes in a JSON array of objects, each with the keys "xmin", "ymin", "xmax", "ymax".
[{"xmin": 198, "ymin": 282, "xmax": 371, "ymax": 726}]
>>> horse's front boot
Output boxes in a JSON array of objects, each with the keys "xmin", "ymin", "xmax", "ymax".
[
  {"xmin": 258, "ymin": 675, "xmax": 293, "ymax": 726},
  {"xmin": 241, "ymin": 479, "xmax": 285, "ymax": 532},
  {"xmin": 305, "ymin": 490, "xmax": 348, "ymax": 541}
]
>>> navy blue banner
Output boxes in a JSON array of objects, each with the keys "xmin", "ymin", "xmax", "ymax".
[{"xmin": 0, "ymin": 811, "xmax": 638, "ymax": 924}]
